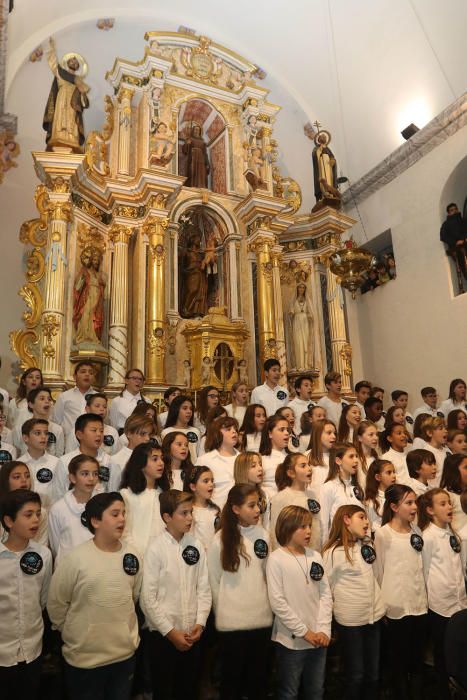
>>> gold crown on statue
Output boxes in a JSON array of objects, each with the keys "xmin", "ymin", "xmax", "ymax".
[{"xmin": 77, "ymin": 223, "xmax": 106, "ymax": 254}]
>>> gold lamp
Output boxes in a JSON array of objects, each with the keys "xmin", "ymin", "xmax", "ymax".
[{"xmin": 329, "ymin": 239, "xmax": 375, "ymax": 299}]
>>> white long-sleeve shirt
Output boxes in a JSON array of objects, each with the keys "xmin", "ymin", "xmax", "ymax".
[
  {"xmin": 245, "ymin": 432, "xmax": 262, "ymax": 452},
  {"xmin": 192, "ymin": 505, "xmax": 219, "ymax": 551},
  {"xmin": 224, "ymin": 404, "xmax": 247, "ymax": 425},
  {"xmin": 413, "ymin": 403, "xmax": 441, "ymax": 419},
  {"xmin": 195, "ymin": 449, "xmax": 238, "ymax": 511},
  {"xmin": 266, "ymin": 547, "xmax": 332, "ymax": 650},
  {"xmin": 319, "ymin": 478, "xmax": 364, "ymax": 547},
  {"xmin": 47, "ymin": 539, "xmax": 142, "ymax": 669},
  {"xmin": 20, "ymin": 451, "xmax": 59, "ymax": 509},
  {"xmin": 108, "ymin": 391, "xmax": 144, "ymax": 431},
  {"xmin": 374, "ymin": 523, "xmax": 427, "ymax": 619},
  {"xmin": 288, "ymin": 397, "xmax": 315, "ymax": 427},
  {"xmin": 120, "ymin": 487, "xmax": 165, "ymax": 555},
  {"xmin": 261, "ymin": 449, "xmax": 287, "ymax": 499},
  {"xmin": 381, "ymin": 448, "xmax": 410, "ymax": 484},
  {"xmin": 6, "ymin": 398, "xmax": 29, "ymax": 430},
  {"xmin": 208, "ymin": 525, "xmax": 272, "ymax": 632},
  {"xmin": 0, "ymin": 540, "xmax": 52, "ymax": 667},
  {"xmin": 270, "ymin": 487, "xmax": 321, "ymax": 551},
  {"xmin": 439, "ymin": 398, "xmax": 467, "ymax": 418},
  {"xmin": 323, "ymin": 543, "xmax": 385, "ymax": 626},
  {"xmin": 317, "ymin": 396, "xmax": 346, "ymax": 427},
  {"xmin": 141, "ymin": 530, "xmax": 211, "ymax": 636},
  {"xmin": 421, "ymin": 523, "xmax": 467, "ymax": 617},
  {"xmin": 53, "ymin": 387, "xmax": 97, "ymax": 439},
  {"xmin": 13, "ymin": 420, "xmax": 64, "ymax": 458},
  {"xmin": 250, "ymin": 383, "xmax": 289, "ymax": 417},
  {"xmin": 48, "ymin": 491, "xmax": 93, "ymax": 564},
  {"xmin": 423, "ymin": 444, "xmax": 449, "ymax": 488},
  {"xmin": 366, "ymin": 489, "xmax": 387, "ymax": 532}
]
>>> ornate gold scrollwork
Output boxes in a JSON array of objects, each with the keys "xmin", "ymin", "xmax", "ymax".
[
  {"xmin": 19, "ymin": 185, "xmax": 51, "ymax": 247},
  {"xmin": 42, "ymin": 313, "xmax": 60, "ymax": 359},
  {"xmin": 261, "ymin": 261, "xmax": 274, "ymax": 282},
  {"xmin": 19, "ymin": 283, "xmax": 42, "ymax": 328},
  {"xmin": 9, "ymin": 329, "xmax": 39, "ymax": 369},
  {"xmin": 339, "ymin": 342, "xmax": 353, "ymax": 377},
  {"xmin": 264, "ymin": 337, "xmax": 278, "ymax": 359},
  {"xmin": 280, "ymin": 260, "xmax": 310, "ymax": 285},
  {"xmin": 77, "ymin": 223, "xmax": 106, "ymax": 254},
  {"xmin": 26, "ymin": 248, "xmax": 45, "ymax": 283},
  {"xmin": 147, "ymin": 327, "xmax": 165, "ymax": 357}
]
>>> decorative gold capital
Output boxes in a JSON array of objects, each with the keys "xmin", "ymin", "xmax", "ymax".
[
  {"xmin": 118, "ymin": 87, "xmax": 135, "ymax": 104},
  {"xmin": 50, "ymin": 200, "xmax": 72, "ymax": 222},
  {"xmin": 109, "ymin": 225, "xmax": 132, "ymax": 245},
  {"xmin": 149, "ymin": 193, "xmax": 168, "ymax": 210},
  {"xmin": 50, "ymin": 176, "xmax": 70, "ymax": 193},
  {"xmin": 143, "ymin": 216, "xmax": 169, "ymax": 236},
  {"xmin": 247, "ymin": 234, "xmax": 275, "ymax": 255}
]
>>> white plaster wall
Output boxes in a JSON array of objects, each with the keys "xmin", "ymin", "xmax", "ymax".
[{"xmin": 345, "ymin": 123, "xmax": 467, "ymax": 411}]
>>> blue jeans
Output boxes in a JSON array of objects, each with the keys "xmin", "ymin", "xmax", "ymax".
[
  {"xmin": 64, "ymin": 654, "xmax": 135, "ymax": 700},
  {"xmin": 275, "ymin": 642, "xmax": 327, "ymax": 700},
  {"xmin": 337, "ymin": 621, "xmax": 381, "ymax": 699}
]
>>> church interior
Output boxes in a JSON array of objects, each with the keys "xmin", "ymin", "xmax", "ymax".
[{"xmin": 0, "ymin": 1, "xmax": 466, "ymax": 699}]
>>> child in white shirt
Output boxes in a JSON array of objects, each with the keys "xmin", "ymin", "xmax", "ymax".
[
  {"xmin": 108, "ymin": 368, "xmax": 146, "ymax": 432},
  {"xmin": 317, "ymin": 371, "xmax": 347, "ymax": 427},
  {"xmin": 20, "ymin": 418, "xmax": 58, "ymax": 508},
  {"xmin": 250, "ymin": 359, "xmax": 289, "ymax": 417},
  {"xmin": 141, "ymin": 490, "xmax": 211, "ymax": 700},
  {"xmin": 52, "ymin": 362, "xmax": 96, "ymax": 441},
  {"xmin": 13, "ymin": 387, "xmax": 64, "ymax": 457},
  {"xmin": 65, "ymin": 393, "xmax": 119, "ymax": 456},
  {"xmin": 47, "ymin": 492, "xmax": 142, "ymax": 700},
  {"xmin": 267, "ymin": 504, "xmax": 332, "ymax": 700},
  {"xmin": 0, "ymin": 489, "xmax": 52, "ymax": 700},
  {"xmin": 406, "ymin": 449, "xmax": 438, "ymax": 497},
  {"xmin": 48, "ymin": 454, "xmax": 99, "ymax": 565},
  {"xmin": 234, "ymin": 452, "xmax": 270, "ymax": 530},
  {"xmin": 288, "ymin": 375, "xmax": 315, "ymax": 426},
  {"xmin": 183, "ymin": 466, "xmax": 220, "ymax": 551},
  {"xmin": 161, "ymin": 395, "xmax": 201, "ymax": 463},
  {"xmin": 208, "ymin": 484, "xmax": 272, "ymax": 700},
  {"xmin": 364, "ymin": 459, "xmax": 396, "ymax": 532},
  {"xmin": 259, "ymin": 414, "xmax": 290, "ymax": 499},
  {"xmin": 195, "ymin": 416, "xmax": 240, "ymax": 510},
  {"xmin": 7, "ymin": 367, "xmax": 43, "ymax": 430}
]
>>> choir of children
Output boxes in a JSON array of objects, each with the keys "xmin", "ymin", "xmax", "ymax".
[{"xmin": 0, "ymin": 364, "xmax": 466, "ymax": 700}]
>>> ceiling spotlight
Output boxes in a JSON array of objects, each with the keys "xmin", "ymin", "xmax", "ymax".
[{"xmin": 401, "ymin": 123, "xmax": 419, "ymax": 140}]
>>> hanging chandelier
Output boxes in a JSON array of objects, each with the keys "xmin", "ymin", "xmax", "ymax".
[{"xmin": 329, "ymin": 239, "xmax": 375, "ymax": 299}]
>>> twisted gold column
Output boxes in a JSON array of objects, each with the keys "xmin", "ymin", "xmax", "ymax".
[
  {"xmin": 108, "ymin": 225, "xmax": 132, "ymax": 386},
  {"xmin": 144, "ymin": 217, "xmax": 168, "ymax": 384}
]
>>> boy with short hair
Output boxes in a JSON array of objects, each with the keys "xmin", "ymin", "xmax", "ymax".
[
  {"xmin": 0, "ymin": 394, "xmax": 13, "ymax": 444},
  {"xmin": 48, "ymin": 454, "xmax": 99, "ymax": 565},
  {"xmin": 141, "ymin": 489, "xmax": 211, "ymax": 700},
  {"xmin": 364, "ymin": 397, "xmax": 385, "ymax": 430},
  {"xmin": 111, "ymin": 414, "xmax": 154, "ymax": 480},
  {"xmin": 0, "ymin": 489, "xmax": 52, "ymax": 700},
  {"xmin": 47, "ymin": 492, "xmax": 142, "ymax": 700},
  {"xmin": 317, "ymin": 371, "xmax": 347, "ymax": 427},
  {"xmin": 370, "ymin": 386, "xmax": 385, "ymax": 402},
  {"xmin": 354, "ymin": 380, "xmax": 372, "ymax": 419},
  {"xmin": 391, "ymin": 389, "xmax": 414, "ymax": 432},
  {"xmin": 251, "ymin": 359, "xmax": 289, "ymax": 417},
  {"xmin": 65, "ymin": 393, "xmax": 119, "ymax": 456},
  {"xmin": 288, "ymin": 375, "xmax": 315, "ymax": 426},
  {"xmin": 13, "ymin": 387, "xmax": 64, "ymax": 457},
  {"xmin": 158, "ymin": 386, "xmax": 182, "ymax": 431},
  {"xmin": 406, "ymin": 449, "xmax": 438, "ymax": 497},
  {"xmin": 413, "ymin": 387, "xmax": 442, "ymax": 419},
  {"xmin": 53, "ymin": 413, "xmax": 113, "ymax": 501},
  {"xmin": 53, "ymin": 362, "xmax": 97, "ymax": 441},
  {"xmin": 20, "ymin": 418, "xmax": 59, "ymax": 508}
]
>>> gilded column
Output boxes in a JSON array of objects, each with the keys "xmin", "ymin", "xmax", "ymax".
[
  {"xmin": 248, "ymin": 232, "xmax": 277, "ymax": 368},
  {"xmin": 41, "ymin": 179, "xmax": 72, "ymax": 381},
  {"xmin": 107, "ymin": 224, "xmax": 132, "ymax": 386},
  {"xmin": 271, "ymin": 245, "xmax": 287, "ymax": 377},
  {"xmin": 326, "ymin": 266, "xmax": 352, "ymax": 392},
  {"xmin": 144, "ymin": 216, "xmax": 169, "ymax": 384},
  {"xmin": 117, "ymin": 87, "xmax": 134, "ymax": 176}
]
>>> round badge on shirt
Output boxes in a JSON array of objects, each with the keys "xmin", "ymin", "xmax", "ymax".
[
  {"xmin": 310, "ymin": 561, "xmax": 324, "ymax": 581},
  {"xmin": 186, "ymin": 432, "xmax": 198, "ymax": 444},
  {"xmin": 98, "ymin": 465, "xmax": 110, "ymax": 482},
  {"xmin": 405, "ymin": 416, "xmax": 414, "ymax": 425},
  {"xmin": 307, "ymin": 498, "xmax": 321, "ymax": 515},
  {"xmin": 214, "ymin": 515, "xmax": 221, "ymax": 531},
  {"xmin": 449, "ymin": 535, "xmax": 461, "ymax": 553},
  {"xmin": 123, "ymin": 553, "xmax": 140, "ymax": 576},
  {"xmin": 253, "ymin": 539, "xmax": 268, "ymax": 559},
  {"xmin": 47, "ymin": 431, "xmax": 57, "ymax": 444},
  {"xmin": 80, "ymin": 512, "xmax": 88, "ymax": 528},
  {"xmin": 291, "ymin": 435, "xmax": 300, "ymax": 448},
  {"xmin": 410, "ymin": 533, "xmax": 424, "ymax": 552},
  {"xmin": 0, "ymin": 449, "xmax": 12, "ymax": 464},
  {"xmin": 353, "ymin": 486, "xmax": 363, "ymax": 501},
  {"xmin": 276, "ymin": 390, "xmax": 287, "ymax": 401},
  {"xmin": 20, "ymin": 551, "xmax": 43, "ymax": 575},
  {"xmin": 103, "ymin": 435, "xmax": 115, "ymax": 447},
  {"xmin": 361, "ymin": 544, "xmax": 376, "ymax": 564},
  {"xmin": 36, "ymin": 467, "xmax": 53, "ymax": 484},
  {"xmin": 436, "ymin": 412, "xmax": 444, "ymax": 418},
  {"xmin": 307, "ymin": 402, "xmax": 315, "ymax": 410},
  {"xmin": 182, "ymin": 545, "xmax": 200, "ymax": 566}
]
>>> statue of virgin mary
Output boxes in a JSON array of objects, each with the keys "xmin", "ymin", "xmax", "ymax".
[{"xmin": 288, "ymin": 283, "xmax": 315, "ymax": 370}]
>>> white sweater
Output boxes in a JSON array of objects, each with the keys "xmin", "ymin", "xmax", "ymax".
[
  {"xmin": 141, "ymin": 530, "xmax": 211, "ymax": 636},
  {"xmin": 323, "ymin": 543, "xmax": 385, "ymax": 626},
  {"xmin": 261, "ymin": 449, "xmax": 287, "ymax": 499},
  {"xmin": 422, "ymin": 523, "xmax": 467, "ymax": 617},
  {"xmin": 208, "ymin": 525, "xmax": 272, "ymax": 632},
  {"xmin": 120, "ymin": 487, "xmax": 165, "ymax": 555},
  {"xmin": 269, "ymin": 487, "xmax": 321, "ymax": 551},
  {"xmin": 195, "ymin": 449, "xmax": 238, "ymax": 511},
  {"xmin": 319, "ymin": 478, "xmax": 364, "ymax": 547},
  {"xmin": 266, "ymin": 547, "xmax": 332, "ymax": 650},
  {"xmin": 374, "ymin": 523, "xmax": 427, "ymax": 619},
  {"xmin": 47, "ymin": 539, "xmax": 142, "ymax": 669}
]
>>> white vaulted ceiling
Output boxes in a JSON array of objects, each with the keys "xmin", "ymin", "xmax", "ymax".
[{"xmin": 5, "ymin": 0, "xmax": 467, "ymax": 195}]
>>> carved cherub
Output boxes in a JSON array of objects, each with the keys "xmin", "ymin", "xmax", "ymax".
[
  {"xmin": 150, "ymin": 122, "xmax": 175, "ymax": 166},
  {"xmin": 237, "ymin": 358, "xmax": 248, "ymax": 385},
  {"xmin": 201, "ymin": 356, "xmax": 213, "ymax": 385},
  {"xmin": 183, "ymin": 359, "xmax": 192, "ymax": 388}
]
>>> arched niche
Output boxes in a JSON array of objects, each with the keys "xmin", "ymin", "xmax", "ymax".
[
  {"xmin": 177, "ymin": 205, "xmax": 229, "ymax": 318},
  {"xmin": 177, "ymin": 98, "xmax": 228, "ymax": 194}
]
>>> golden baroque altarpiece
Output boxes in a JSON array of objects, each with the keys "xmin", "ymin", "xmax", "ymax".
[{"xmin": 10, "ymin": 31, "xmax": 356, "ymax": 400}]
